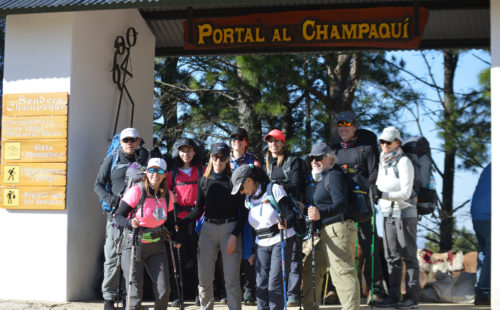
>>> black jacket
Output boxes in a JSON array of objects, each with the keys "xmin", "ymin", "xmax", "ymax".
[
  {"xmin": 268, "ymin": 154, "xmax": 306, "ymax": 201},
  {"xmin": 313, "ymin": 166, "xmax": 352, "ymax": 225},
  {"xmin": 183, "ymin": 171, "xmax": 248, "ymax": 237},
  {"xmin": 94, "ymin": 147, "xmax": 149, "ymax": 210}
]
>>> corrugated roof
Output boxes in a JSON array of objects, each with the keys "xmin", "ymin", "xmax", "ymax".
[{"xmin": 0, "ymin": 0, "xmax": 490, "ymax": 53}]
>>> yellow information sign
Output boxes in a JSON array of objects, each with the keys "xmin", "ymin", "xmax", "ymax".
[
  {"xmin": 0, "ymin": 186, "xmax": 66, "ymax": 210},
  {"xmin": 1, "ymin": 163, "xmax": 66, "ymax": 186},
  {"xmin": 1, "ymin": 140, "xmax": 67, "ymax": 162},
  {"xmin": 2, "ymin": 92, "xmax": 68, "ymax": 117},
  {"xmin": 2, "ymin": 116, "xmax": 67, "ymax": 140}
]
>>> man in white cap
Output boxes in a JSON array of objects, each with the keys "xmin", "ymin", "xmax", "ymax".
[{"xmin": 94, "ymin": 128, "xmax": 149, "ymax": 310}]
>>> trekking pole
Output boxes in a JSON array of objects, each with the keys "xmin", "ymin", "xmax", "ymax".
[
  {"xmin": 355, "ymin": 222, "xmax": 359, "ymax": 275},
  {"xmin": 322, "ymin": 269, "xmax": 329, "ymax": 305},
  {"xmin": 115, "ymin": 232, "xmax": 124, "ymax": 308},
  {"xmin": 127, "ymin": 228, "xmax": 139, "ymax": 310},
  {"xmin": 173, "ymin": 205, "xmax": 185, "ymax": 309},
  {"xmin": 279, "ymin": 214, "xmax": 288, "ymax": 310},
  {"xmin": 298, "ymin": 237, "xmax": 303, "ymax": 310},
  {"xmin": 310, "ymin": 221, "xmax": 317, "ymax": 310},
  {"xmin": 368, "ymin": 186, "xmax": 376, "ymax": 309},
  {"xmin": 167, "ymin": 234, "xmax": 183, "ymax": 310}
]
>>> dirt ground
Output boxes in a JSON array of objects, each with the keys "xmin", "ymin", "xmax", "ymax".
[{"xmin": 0, "ymin": 300, "xmax": 490, "ymax": 310}]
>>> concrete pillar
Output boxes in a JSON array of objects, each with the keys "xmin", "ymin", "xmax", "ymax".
[
  {"xmin": 0, "ymin": 9, "xmax": 155, "ymax": 301},
  {"xmin": 491, "ymin": 1, "xmax": 499, "ymax": 308}
]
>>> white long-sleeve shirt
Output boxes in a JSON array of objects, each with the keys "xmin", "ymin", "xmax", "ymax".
[{"xmin": 376, "ymin": 155, "xmax": 417, "ymax": 218}]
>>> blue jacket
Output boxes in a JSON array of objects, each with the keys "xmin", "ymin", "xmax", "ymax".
[{"xmin": 470, "ymin": 163, "xmax": 491, "ymax": 221}]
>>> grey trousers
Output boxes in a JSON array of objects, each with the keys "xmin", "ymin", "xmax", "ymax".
[
  {"xmin": 197, "ymin": 221, "xmax": 242, "ymax": 310},
  {"xmin": 383, "ymin": 217, "xmax": 419, "ymax": 302},
  {"xmin": 357, "ymin": 220, "xmax": 385, "ymax": 295},
  {"xmin": 255, "ymin": 237, "xmax": 293, "ymax": 310},
  {"xmin": 122, "ymin": 234, "xmax": 171, "ymax": 310},
  {"xmin": 287, "ymin": 236, "xmax": 302, "ymax": 300},
  {"xmin": 102, "ymin": 219, "xmax": 120, "ymax": 300}
]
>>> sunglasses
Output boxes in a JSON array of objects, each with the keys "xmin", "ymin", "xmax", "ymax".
[
  {"xmin": 211, "ymin": 155, "xmax": 228, "ymax": 162},
  {"xmin": 231, "ymin": 135, "xmax": 245, "ymax": 141},
  {"xmin": 147, "ymin": 168, "xmax": 166, "ymax": 175},
  {"xmin": 379, "ymin": 140, "xmax": 393, "ymax": 145},
  {"xmin": 122, "ymin": 137, "xmax": 138, "ymax": 143},
  {"xmin": 310, "ymin": 155, "xmax": 324, "ymax": 162},
  {"xmin": 337, "ymin": 121, "xmax": 353, "ymax": 127}
]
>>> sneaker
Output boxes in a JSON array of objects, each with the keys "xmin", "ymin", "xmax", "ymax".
[
  {"xmin": 104, "ymin": 300, "xmax": 115, "ymax": 310},
  {"xmin": 287, "ymin": 297, "xmax": 300, "ymax": 307},
  {"xmin": 195, "ymin": 296, "xmax": 201, "ymax": 306},
  {"xmin": 244, "ymin": 298, "xmax": 256, "ymax": 306},
  {"xmin": 171, "ymin": 299, "xmax": 180, "ymax": 307},
  {"xmin": 395, "ymin": 298, "xmax": 419, "ymax": 309},
  {"xmin": 375, "ymin": 296, "xmax": 398, "ymax": 308},
  {"xmin": 219, "ymin": 297, "xmax": 227, "ymax": 304}
]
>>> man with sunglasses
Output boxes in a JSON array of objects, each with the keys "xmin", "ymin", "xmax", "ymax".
[
  {"xmin": 333, "ymin": 111, "xmax": 386, "ymax": 305},
  {"xmin": 304, "ymin": 142, "xmax": 360, "ymax": 310},
  {"xmin": 95, "ymin": 127, "xmax": 150, "ymax": 310}
]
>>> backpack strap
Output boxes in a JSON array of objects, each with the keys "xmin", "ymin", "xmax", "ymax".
[
  {"xmin": 199, "ymin": 176, "xmax": 209, "ymax": 198},
  {"xmin": 128, "ymin": 182, "xmax": 148, "ymax": 219},
  {"xmin": 265, "ymin": 182, "xmax": 281, "ymax": 214}
]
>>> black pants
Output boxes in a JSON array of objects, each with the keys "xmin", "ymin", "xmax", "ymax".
[{"xmin": 358, "ymin": 219, "xmax": 385, "ymax": 295}]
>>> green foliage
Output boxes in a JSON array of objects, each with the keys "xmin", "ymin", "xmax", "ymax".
[{"xmin": 424, "ymin": 226, "xmax": 477, "ymax": 254}]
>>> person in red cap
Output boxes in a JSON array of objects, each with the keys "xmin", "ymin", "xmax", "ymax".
[{"xmin": 264, "ymin": 128, "xmax": 306, "ymax": 307}]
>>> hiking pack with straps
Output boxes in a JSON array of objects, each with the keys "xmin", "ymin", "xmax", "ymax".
[
  {"xmin": 335, "ymin": 129, "xmax": 378, "ymax": 223},
  {"xmin": 267, "ymin": 155, "xmax": 307, "ymax": 202},
  {"xmin": 322, "ymin": 168, "xmax": 373, "ymax": 223},
  {"xmin": 394, "ymin": 136, "xmax": 438, "ymax": 216},
  {"xmin": 246, "ymin": 182, "xmax": 308, "ymax": 238},
  {"xmin": 100, "ymin": 133, "xmax": 161, "ymax": 213},
  {"xmin": 112, "ymin": 162, "xmax": 171, "ymax": 240}
]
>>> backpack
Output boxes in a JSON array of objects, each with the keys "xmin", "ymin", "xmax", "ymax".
[
  {"xmin": 323, "ymin": 168, "xmax": 373, "ymax": 223},
  {"xmin": 267, "ymin": 155, "xmax": 307, "ymax": 202},
  {"xmin": 246, "ymin": 182, "xmax": 308, "ymax": 238},
  {"xmin": 395, "ymin": 136, "xmax": 438, "ymax": 216},
  {"xmin": 99, "ymin": 133, "xmax": 157, "ymax": 212}
]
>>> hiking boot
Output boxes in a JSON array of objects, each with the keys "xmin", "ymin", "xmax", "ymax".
[
  {"xmin": 170, "ymin": 299, "xmax": 180, "ymax": 307},
  {"xmin": 287, "ymin": 297, "xmax": 300, "ymax": 307},
  {"xmin": 219, "ymin": 297, "xmax": 227, "ymax": 304},
  {"xmin": 375, "ymin": 296, "xmax": 398, "ymax": 308},
  {"xmin": 396, "ymin": 298, "xmax": 419, "ymax": 309},
  {"xmin": 244, "ymin": 297, "xmax": 256, "ymax": 306},
  {"xmin": 104, "ymin": 300, "xmax": 115, "ymax": 310}
]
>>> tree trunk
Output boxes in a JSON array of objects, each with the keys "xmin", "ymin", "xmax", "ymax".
[
  {"xmin": 439, "ymin": 50, "xmax": 459, "ymax": 252},
  {"xmin": 324, "ymin": 52, "xmax": 360, "ymax": 144},
  {"xmin": 157, "ymin": 57, "xmax": 180, "ymax": 152}
]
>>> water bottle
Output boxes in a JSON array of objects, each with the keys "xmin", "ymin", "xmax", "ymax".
[
  {"xmin": 428, "ymin": 175, "xmax": 436, "ymax": 190},
  {"xmin": 354, "ymin": 185, "xmax": 366, "ymax": 208}
]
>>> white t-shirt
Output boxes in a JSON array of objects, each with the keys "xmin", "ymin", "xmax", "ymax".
[{"xmin": 247, "ymin": 183, "xmax": 295, "ymax": 247}]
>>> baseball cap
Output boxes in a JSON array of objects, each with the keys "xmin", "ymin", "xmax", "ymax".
[
  {"xmin": 308, "ymin": 142, "xmax": 333, "ymax": 157},
  {"xmin": 264, "ymin": 129, "xmax": 286, "ymax": 143},
  {"xmin": 147, "ymin": 158, "xmax": 167, "ymax": 170},
  {"xmin": 120, "ymin": 128, "xmax": 139, "ymax": 140},
  {"xmin": 378, "ymin": 127, "xmax": 402, "ymax": 142},
  {"xmin": 230, "ymin": 165, "xmax": 253, "ymax": 195},
  {"xmin": 210, "ymin": 143, "xmax": 230, "ymax": 157},
  {"xmin": 230, "ymin": 128, "xmax": 248, "ymax": 140},
  {"xmin": 176, "ymin": 138, "xmax": 196, "ymax": 150},
  {"xmin": 337, "ymin": 111, "xmax": 356, "ymax": 123}
]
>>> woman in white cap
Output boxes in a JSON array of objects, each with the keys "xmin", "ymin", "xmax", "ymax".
[
  {"xmin": 375, "ymin": 127, "xmax": 419, "ymax": 309},
  {"xmin": 231, "ymin": 164, "xmax": 297, "ymax": 310},
  {"xmin": 115, "ymin": 158, "xmax": 175, "ymax": 310},
  {"xmin": 181, "ymin": 143, "xmax": 247, "ymax": 310}
]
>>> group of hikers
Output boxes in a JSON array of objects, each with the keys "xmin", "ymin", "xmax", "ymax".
[{"xmin": 95, "ymin": 110, "xmax": 427, "ymax": 310}]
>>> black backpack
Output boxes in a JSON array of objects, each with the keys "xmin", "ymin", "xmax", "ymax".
[{"xmin": 267, "ymin": 155, "xmax": 307, "ymax": 202}]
